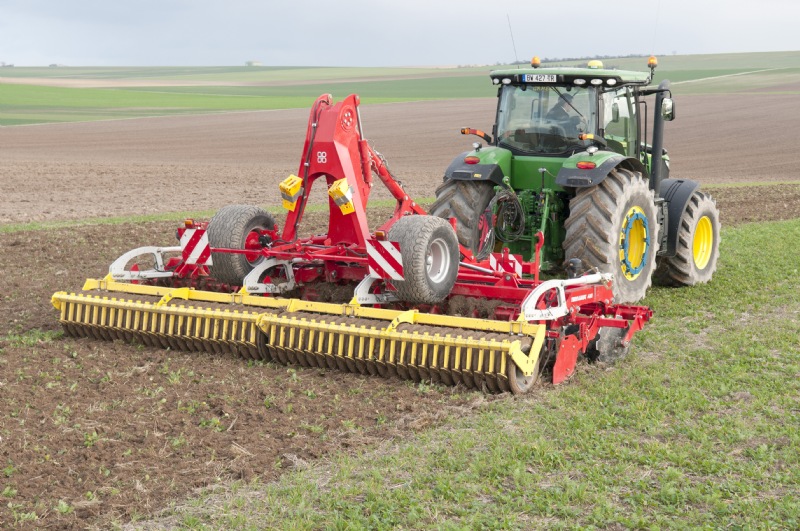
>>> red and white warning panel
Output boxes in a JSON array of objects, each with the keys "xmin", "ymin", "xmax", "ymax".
[
  {"xmin": 367, "ymin": 239, "xmax": 404, "ymax": 281},
  {"xmin": 489, "ymin": 251, "xmax": 522, "ymax": 276},
  {"xmin": 180, "ymin": 228, "xmax": 213, "ymax": 266}
]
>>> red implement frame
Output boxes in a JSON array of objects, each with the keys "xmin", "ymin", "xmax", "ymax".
[{"xmin": 162, "ymin": 94, "xmax": 652, "ymax": 384}]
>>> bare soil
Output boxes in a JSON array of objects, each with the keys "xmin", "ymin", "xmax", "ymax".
[
  {"xmin": 3, "ymin": 94, "xmax": 799, "ymax": 224},
  {"xmin": 1, "ymin": 95, "xmax": 799, "ymax": 528}
]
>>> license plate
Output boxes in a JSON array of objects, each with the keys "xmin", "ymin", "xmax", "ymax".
[{"xmin": 523, "ymin": 74, "xmax": 556, "ymax": 83}]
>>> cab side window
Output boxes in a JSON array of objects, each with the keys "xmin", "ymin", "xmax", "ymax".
[{"xmin": 602, "ymin": 88, "xmax": 636, "ymax": 157}]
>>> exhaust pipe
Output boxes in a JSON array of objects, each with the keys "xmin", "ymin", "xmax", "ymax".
[{"xmin": 650, "ymin": 79, "xmax": 671, "ymax": 192}]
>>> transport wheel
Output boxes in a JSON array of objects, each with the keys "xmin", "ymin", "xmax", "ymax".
[
  {"xmin": 207, "ymin": 204, "xmax": 275, "ymax": 286},
  {"xmin": 563, "ymin": 168, "xmax": 659, "ymax": 303},
  {"xmin": 429, "ymin": 179, "xmax": 495, "ymax": 260},
  {"xmin": 388, "ymin": 215, "xmax": 459, "ymax": 305},
  {"xmin": 655, "ymin": 191, "xmax": 720, "ymax": 286}
]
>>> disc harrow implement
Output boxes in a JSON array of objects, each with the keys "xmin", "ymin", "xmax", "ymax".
[
  {"xmin": 53, "ymin": 279, "xmax": 546, "ymax": 393},
  {"xmin": 53, "ymin": 93, "xmax": 653, "ymax": 394}
]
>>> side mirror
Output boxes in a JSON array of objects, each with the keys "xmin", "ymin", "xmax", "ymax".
[
  {"xmin": 611, "ymin": 102, "xmax": 620, "ymax": 122},
  {"xmin": 661, "ymin": 98, "xmax": 676, "ymax": 121}
]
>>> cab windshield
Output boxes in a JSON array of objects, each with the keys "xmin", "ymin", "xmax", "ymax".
[{"xmin": 496, "ymin": 85, "xmax": 597, "ymax": 155}]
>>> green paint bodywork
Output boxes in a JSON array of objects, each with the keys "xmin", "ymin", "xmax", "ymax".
[{"xmin": 468, "ymin": 145, "xmax": 630, "ymax": 268}]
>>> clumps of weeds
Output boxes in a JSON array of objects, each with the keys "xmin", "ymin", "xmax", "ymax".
[
  {"xmin": 199, "ymin": 417, "xmax": 225, "ymax": 432},
  {"xmin": 301, "ymin": 423, "xmax": 325, "ymax": 435},
  {"xmin": 53, "ymin": 404, "xmax": 73, "ymax": 426},
  {"xmin": 83, "ymin": 431, "xmax": 101, "ymax": 448},
  {"xmin": 159, "ymin": 359, "xmax": 194, "ymax": 384},
  {"xmin": 263, "ymin": 395, "xmax": 276, "ymax": 409},
  {"xmin": 178, "ymin": 399, "xmax": 206, "ymax": 415},
  {"xmin": 2, "ymin": 329, "xmax": 61, "ymax": 348},
  {"xmin": 54, "ymin": 500, "xmax": 73, "ymax": 515}
]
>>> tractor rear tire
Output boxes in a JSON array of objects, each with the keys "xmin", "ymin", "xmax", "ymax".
[
  {"xmin": 207, "ymin": 204, "xmax": 275, "ymax": 286},
  {"xmin": 655, "ymin": 191, "xmax": 720, "ymax": 286},
  {"xmin": 428, "ymin": 179, "xmax": 495, "ymax": 260},
  {"xmin": 388, "ymin": 215, "xmax": 459, "ymax": 305},
  {"xmin": 563, "ymin": 168, "xmax": 659, "ymax": 303}
]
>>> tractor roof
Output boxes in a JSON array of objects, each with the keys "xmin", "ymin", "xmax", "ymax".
[{"xmin": 489, "ymin": 66, "xmax": 652, "ymax": 89}]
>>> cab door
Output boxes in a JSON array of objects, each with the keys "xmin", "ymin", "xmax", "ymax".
[{"xmin": 601, "ymin": 87, "xmax": 637, "ymax": 158}]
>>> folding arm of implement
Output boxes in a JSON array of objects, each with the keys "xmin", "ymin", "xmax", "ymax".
[{"xmin": 52, "ymin": 93, "xmax": 652, "ymax": 394}]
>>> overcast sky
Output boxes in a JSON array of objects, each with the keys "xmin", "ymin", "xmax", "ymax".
[{"xmin": 1, "ymin": 0, "xmax": 798, "ymax": 67}]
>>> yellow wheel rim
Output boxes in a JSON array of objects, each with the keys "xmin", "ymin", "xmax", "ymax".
[
  {"xmin": 619, "ymin": 206, "xmax": 650, "ymax": 281},
  {"xmin": 693, "ymin": 216, "xmax": 713, "ymax": 270}
]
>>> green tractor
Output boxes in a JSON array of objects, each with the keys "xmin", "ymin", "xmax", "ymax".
[{"xmin": 430, "ymin": 56, "xmax": 720, "ymax": 303}]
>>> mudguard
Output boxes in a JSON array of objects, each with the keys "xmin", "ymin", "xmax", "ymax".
[
  {"xmin": 555, "ymin": 155, "xmax": 647, "ymax": 188},
  {"xmin": 443, "ymin": 148, "xmax": 510, "ymax": 186},
  {"xmin": 658, "ymin": 178, "xmax": 700, "ymax": 257}
]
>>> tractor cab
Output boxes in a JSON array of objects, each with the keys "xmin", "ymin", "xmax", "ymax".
[
  {"xmin": 490, "ymin": 60, "xmax": 651, "ymax": 161},
  {"xmin": 495, "ymin": 84, "xmax": 596, "ymax": 155}
]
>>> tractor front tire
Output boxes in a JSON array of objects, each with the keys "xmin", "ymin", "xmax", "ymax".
[
  {"xmin": 428, "ymin": 179, "xmax": 495, "ymax": 260},
  {"xmin": 655, "ymin": 191, "xmax": 720, "ymax": 286},
  {"xmin": 563, "ymin": 168, "xmax": 659, "ymax": 303},
  {"xmin": 388, "ymin": 215, "xmax": 459, "ymax": 305},
  {"xmin": 207, "ymin": 204, "xmax": 275, "ymax": 286}
]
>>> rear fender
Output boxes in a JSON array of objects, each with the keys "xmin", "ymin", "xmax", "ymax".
[
  {"xmin": 658, "ymin": 178, "xmax": 700, "ymax": 257},
  {"xmin": 443, "ymin": 147, "xmax": 511, "ymax": 186},
  {"xmin": 555, "ymin": 155, "xmax": 647, "ymax": 188}
]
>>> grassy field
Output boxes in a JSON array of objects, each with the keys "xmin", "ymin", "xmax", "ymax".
[
  {"xmin": 2, "ymin": 51, "xmax": 799, "ymax": 125},
  {"xmin": 133, "ymin": 218, "xmax": 800, "ymax": 529}
]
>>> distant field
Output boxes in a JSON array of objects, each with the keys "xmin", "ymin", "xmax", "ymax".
[
  {"xmin": 0, "ymin": 65, "xmax": 486, "ymax": 83},
  {"xmin": 0, "ymin": 83, "xmax": 319, "ymax": 125},
  {"xmin": 1, "ymin": 51, "xmax": 798, "ymax": 125}
]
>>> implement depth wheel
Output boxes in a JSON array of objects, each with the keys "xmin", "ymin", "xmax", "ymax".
[
  {"xmin": 564, "ymin": 168, "xmax": 659, "ymax": 303},
  {"xmin": 507, "ymin": 353, "xmax": 541, "ymax": 395},
  {"xmin": 429, "ymin": 179, "xmax": 495, "ymax": 260},
  {"xmin": 207, "ymin": 204, "xmax": 275, "ymax": 286},
  {"xmin": 656, "ymin": 191, "xmax": 720, "ymax": 286},
  {"xmin": 388, "ymin": 215, "xmax": 459, "ymax": 305}
]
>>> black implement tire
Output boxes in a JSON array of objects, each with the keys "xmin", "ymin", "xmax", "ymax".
[
  {"xmin": 428, "ymin": 179, "xmax": 495, "ymax": 260},
  {"xmin": 655, "ymin": 191, "xmax": 720, "ymax": 286},
  {"xmin": 388, "ymin": 215, "xmax": 459, "ymax": 305},
  {"xmin": 207, "ymin": 204, "xmax": 275, "ymax": 286},
  {"xmin": 563, "ymin": 168, "xmax": 659, "ymax": 303}
]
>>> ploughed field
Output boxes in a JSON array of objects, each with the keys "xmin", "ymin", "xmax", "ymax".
[{"xmin": 1, "ymin": 94, "xmax": 799, "ymax": 528}]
